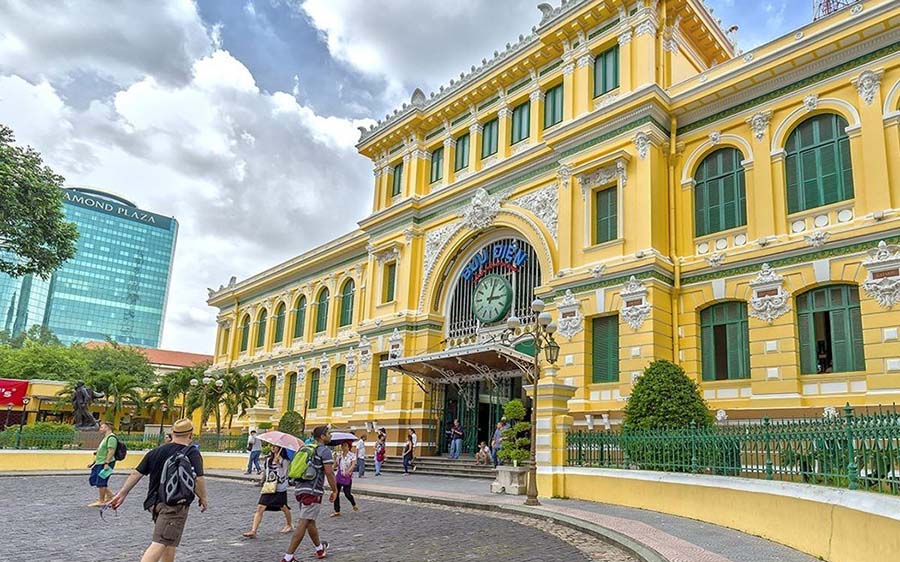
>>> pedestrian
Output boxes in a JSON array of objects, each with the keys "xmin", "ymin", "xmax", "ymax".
[
  {"xmin": 402, "ymin": 434, "xmax": 414, "ymax": 475},
  {"xmin": 354, "ymin": 433, "xmax": 366, "ymax": 478},
  {"xmin": 280, "ymin": 425, "xmax": 338, "ymax": 561},
  {"xmin": 88, "ymin": 421, "xmax": 118, "ymax": 507},
  {"xmin": 474, "ymin": 441, "xmax": 490, "ymax": 465},
  {"xmin": 491, "ymin": 421, "xmax": 504, "ymax": 467},
  {"xmin": 330, "ymin": 441, "xmax": 359, "ymax": 517},
  {"xmin": 407, "ymin": 428, "xmax": 418, "ymax": 472},
  {"xmin": 108, "ymin": 419, "xmax": 209, "ymax": 562},
  {"xmin": 242, "ymin": 445, "xmax": 293, "ymax": 538},
  {"xmin": 246, "ymin": 430, "xmax": 262, "ymax": 474},
  {"xmin": 374, "ymin": 431, "xmax": 386, "ymax": 476},
  {"xmin": 449, "ymin": 419, "xmax": 464, "ymax": 459},
  {"xmin": 164, "ymin": 433, "xmax": 173, "ymax": 444}
]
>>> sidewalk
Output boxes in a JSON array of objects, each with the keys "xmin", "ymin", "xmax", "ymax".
[{"xmin": 206, "ymin": 469, "xmax": 818, "ymax": 562}]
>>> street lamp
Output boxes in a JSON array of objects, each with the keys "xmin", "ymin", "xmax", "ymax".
[
  {"xmin": 499, "ymin": 298, "xmax": 560, "ymax": 507},
  {"xmin": 4, "ymin": 404, "xmax": 12, "ymax": 430},
  {"xmin": 158, "ymin": 403, "xmax": 168, "ymax": 444},
  {"xmin": 15, "ymin": 397, "xmax": 31, "ymax": 449}
]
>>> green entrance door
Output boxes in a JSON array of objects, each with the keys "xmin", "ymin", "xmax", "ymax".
[{"xmin": 440, "ymin": 377, "xmax": 522, "ymax": 456}]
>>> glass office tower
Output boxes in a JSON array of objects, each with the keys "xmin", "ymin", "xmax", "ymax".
[{"xmin": 0, "ymin": 188, "xmax": 178, "ymax": 347}]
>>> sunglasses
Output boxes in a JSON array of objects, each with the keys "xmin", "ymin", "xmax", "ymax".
[{"xmin": 99, "ymin": 502, "xmax": 118, "ymax": 521}]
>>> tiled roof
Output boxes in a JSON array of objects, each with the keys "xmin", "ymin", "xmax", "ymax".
[{"xmin": 82, "ymin": 341, "xmax": 212, "ymax": 368}]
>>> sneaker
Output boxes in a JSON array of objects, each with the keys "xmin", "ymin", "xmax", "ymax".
[
  {"xmin": 352, "ymin": 505, "xmax": 359, "ymax": 512},
  {"xmin": 315, "ymin": 541, "xmax": 329, "ymax": 559}
]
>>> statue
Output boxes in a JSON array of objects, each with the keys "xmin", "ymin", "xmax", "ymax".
[{"xmin": 72, "ymin": 381, "xmax": 104, "ymax": 430}]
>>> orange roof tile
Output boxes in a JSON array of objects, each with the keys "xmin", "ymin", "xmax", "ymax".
[{"xmin": 82, "ymin": 341, "xmax": 212, "ymax": 368}]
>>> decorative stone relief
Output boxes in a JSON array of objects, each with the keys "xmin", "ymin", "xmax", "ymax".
[
  {"xmin": 635, "ymin": 19, "xmax": 657, "ymax": 36},
  {"xmin": 462, "ymin": 188, "xmax": 502, "ymax": 231},
  {"xmin": 618, "ymin": 28, "xmax": 633, "ymax": 45},
  {"xmin": 804, "ymin": 230, "xmax": 830, "ymax": 248},
  {"xmin": 593, "ymin": 92, "xmax": 619, "ymax": 111},
  {"xmin": 319, "ymin": 352, "xmax": 330, "ymax": 380},
  {"xmin": 577, "ymin": 53, "xmax": 594, "ymax": 68},
  {"xmin": 862, "ymin": 241, "xmax": 900, "ymax": 308},
  {"xmin": 747, "ymin": 111, "xmax": 772, "ymax": 141},
  {"xmin": 823, "ymin": 406, "xmax": 838, "ymax": 419},
  {"xmin": 633, "ymin": 132, "xmax": 650, "ymax": 160},
  {"xmin": 512, "ymin": 186, "xmax": 558, "ymax": 243},
  {"xmin": 530, "ymin": 89, "xmax": 545, "ymax": 102},
  {"xmin": 557, "ymin": 164, "xmax": 572, "ymax": 189},
  {"xmin": 511, "ymin": 140, "xmax": 533, "ymax": 155},
  {"xmin": 296, "ymin": 358, "xmax": 306, "ymax": 383},
  {"xmin": 388, "ymin": 328, "xmax": 403, "ymax": 359},
  {"xmin": 706, "ymin": 252, "xmax": 725, "ymax": 269},
  {"xmin": 357, "ymin": 335, "xmax": 372, "ymax": 369},
  {"xmin": 346, "ymin": 349, "xmax": 357, "ymax": 378},
  {"xmin": 709, "ymin": 131, "xmax": 721, "ymax": 145},
  {"xmin": 591, "ymin": 264, "xmax": 606, "ymax": 279},
  {"xmin": 423, "ymin": 222, "xmax": 462, "ymax": 284},
  {"xmin": 556, "ymin": 290, "xmax": 585, "ymax": 340},
  {"xmin": 803, "ymin": 93, "xmax": 818, "ymax": 112},
  {"xmin": 748, "ymin": 263, "xmax": 790, "ymax": 324},
  {"xmin": 852, "ymin": 69, "xmax": 883, "ymax": 106},
  {"xmin": 620, "ymin": 276, "xmax": 651, "ymax": 331}
]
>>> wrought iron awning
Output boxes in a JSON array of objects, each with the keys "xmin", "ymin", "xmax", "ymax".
[{"xmin": 381, "ymin": 344, "xmax": 534, "ymax": 394}]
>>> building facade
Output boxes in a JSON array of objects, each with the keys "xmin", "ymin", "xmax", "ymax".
[
  {"xmin": 207, "ymin": 0, "xmax": 900, "ymax": 454},
  {"xmin": 0, "ymin": 188, "xmax": 178, "ymax": 348}
]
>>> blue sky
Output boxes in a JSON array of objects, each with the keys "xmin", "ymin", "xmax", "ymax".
[{"xmin": 0, "ymin": 0, "xmax": 809, "ymax": 352}]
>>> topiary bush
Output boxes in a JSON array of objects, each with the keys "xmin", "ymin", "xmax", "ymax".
[
  {"xmin": 497, "ymin": 399, "xmax": 531, "ymax": 466},
  {"xmin": 277, "ymin": 410, "xmax": 305, "ymax": 438},
  {"xmin": 624, "ymin": 359, "xmax": 712, "ymax": 430}
]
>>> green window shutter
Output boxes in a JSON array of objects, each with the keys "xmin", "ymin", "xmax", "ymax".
[
  {"xmin": 240, "ymin": 316, "xmax": 250, "ymax": 351},
  {"xmin": 511, "ymin": 101, "xmax": 530, "ymax": 144},
  {"xmin": 701, "ymin": 302, "xmax": 750, "ymax": 380},
  {"xmin": 481, "ymin": 119, "xmax": 498, "ymax": 158},
  {"xmin": 267, "ymin": 377, "xmax": 275, "ymax": 408},
  {"xmin": 296, "ymin": 299, "xmax": 308, "ymax": 338},
  {"xmin": 785, "ymin": 153, "xmax": 800, "ymax": 214},
  {"xmin": 594, "ymin": 46, "xmax": 620, "ymax": 97},
  {"xmin": 287, "ymin": 374, "xmax": 297, "ymax": 411},
  {"xmin": 274, "ymin": 305, "xmax": 285, "ymax": 343},
  {"xmin": 849, "ymin": 294, "xmax": 865, "ymax": 371},
  {"xmin": 594, "ymin": 186, "xmax": 617, "ymax": 244},
  {"xmin": 308, "ymin": 372, "xmax": 319, "ymax": 409},
  {"xmin": 391, "ymin": 163, "xmax": 403, "ymax": 196},
  {"xmin": 333, "ymin": 365, "xmax": 345, "ymax": 408},
  {"xmin": 339, "ymin": 281, "xmax": 354, "ymax": 327},
  {"xmin": 591, "ymin": 315, "xmax": 619, "ymax": 383},
  {"xmin": 256, "ymin": 310, "xmax": 267, "ymax": 348},
  {"xmin": 796, "ymin": 293, "xmax": 815, "ymax": 374},
  {"xmin": 544, "ymin": 84, "xmax": 563, "ymax": 129},
  {"xmin": 693, "ymin": 148, "xmax": 747, "ymax": 237},
  {"xmin": 839, "ymin": 135, "xmax": 853, "ymax": 198},
  {"xmin": 377, "ymin": 354, "xmax": 388, "ymax": 401},
  {"xmin": 454, "ymin": 133, "xmax": 470, "ymax": 171},
  {"xmin": 700, "ymin": 315, "xmax": 716, "ymax": 381},
  {"xmin": 316, "ymin": 290, "xmax": 329, "ymax": 332},
  {"xmin": 430, "ymin": 147, "xmax": 443, "ymax": 183},
  {"xmin": 785, "ymin": 114, "xmax": 853, "ymax": 213},
  {"xmin": 384, "ymin": 262, "xmax": 396, "ymax": 302}
]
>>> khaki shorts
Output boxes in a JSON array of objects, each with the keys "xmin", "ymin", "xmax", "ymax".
[
  {"xmin": 152, "ymin": 504, "xmax": 190, "ymax": 547},
  {"xmin": 296, "ymin": 494, "xmax": 322, "ymax": 520}
]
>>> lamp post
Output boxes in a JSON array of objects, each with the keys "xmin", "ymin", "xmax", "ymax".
[
  {"xmin": 15, "ymin": 397, "xmax": 31, "ymax": 449},
  {"xmin": 499, "ymin": 298, "xmax": 561, "ymax": 507},
  {"xmin": 158, "ymin": 404, "xmax": 168, "ymax": 444},
  {"xmin": 4, "ymin": 404, "xmax": 12, "ymax": 430}
]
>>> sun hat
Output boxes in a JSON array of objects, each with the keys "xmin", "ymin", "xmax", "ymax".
[{"xmin": 171, "ymin": 419, "xmax": 194, "ymax": 435}]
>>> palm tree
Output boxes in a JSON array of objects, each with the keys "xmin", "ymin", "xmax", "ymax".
[
  {"xmin": 223, "ymin": 370, "xmax": 260, "ymax": 429},
  {"xmin": 171, "ymin": 363, "xmax": 208, "ymax": 418}
]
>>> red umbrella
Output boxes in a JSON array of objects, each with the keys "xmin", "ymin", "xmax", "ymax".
[{"xmin": 257, "ymin": 430, "xmax": 302, "ymax": 451}]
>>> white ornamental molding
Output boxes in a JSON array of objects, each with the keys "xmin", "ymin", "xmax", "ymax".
[
  {"xmin": 557, "ymin": 164, "xmax": 572, "ymax": 189},
  {"xmin": 530, "ymin": 89, "xmax": 545, "ymax": 102},
  {"xmin": 804, "ymin": 230, "xmax": 830, "ymax": 248},
  {"xmin": 803, "ymin": 93, "xmax": 819, "ymax": 112},
  {"xmin": 578, "ymin": 159, "xmax": 627, "ymax": 201},
  {"xmin": 716, "ymin": 409, "xmax": 728, "ymax": 422},
  {"xmin": 373, "ymin": 246, "xmax": 401, "ymax": 264},
  {"xmin": 319, "ymin": 353, "xmax": 330, "ymax": 380},
  {"xmin": 346, "ymin": 349, "xmax": 358, "ymax": 378},
  {"xmin": 577, "ymin": 53, "xmax": 594, "ymax": 68},
  {"xmin": 862, "ymin": 241, "xmax": 900, "ymax": 308},
  {"xmin": 388, "ymin": 328, "xmax": 403, "ymax": 359},
  {"xmin": 823, "ymin": 406, "xmax": 838, "ymax": 420},
  {"xmin": 633, "ymin": 132, "xmax": 651, "ymax": 160},
  {"xmin": 462, "ymin": 188, "xmax": 502, "ymax": 231},
  {"xmin": 748, "ymin": 263, "xmax": 791, "ymax": 324},
  {"xmin": 706, "ymin": 252, "xmax": 725, "ymax": 269},
  {"xmin": 556, "ymin": 289, "xmax": 585, "ymax": 340},
  {"xmin": 423, "ymin": 222, "xmax": 461, "ymax": 280},
  {"xmin": 746, "ymin": 111, "xmax": 773, "ymax": 142},
  {"xmin": 512, "ymin": 186, "xmax": 558, "ymax": 243},
  {"xmin": 591, "ymin": 264, "xmax": 606, "ymax": 279},
  {"xmin": 709, "ymin": 131, "xmax": 721, "ymax": 145},
  {"xmin": 357, "ymin": 335, "xmax": 372, "ymax": 369},
  {"xmin": 619, "ymin": 276, "xmax": 651, "ymax": 331},
  {"xmin": 851, "ymin": 69, "xmax": 883, "ymax": 106},
  {"xmin": 443, "ymin": 135, "xmax": 457, "ymax": 149},
  {"xmin": 296, "ymin": 359, "xmax": 306, "ymax": 383},
  {"xmin": 635, "ymin": 19, "xmax": 657, "ymax": 36}
]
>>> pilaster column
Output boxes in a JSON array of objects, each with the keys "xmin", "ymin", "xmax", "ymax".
[
  {"xmin": 498, "ymin": 104, "xmax": 512, "ymax": 158},
  {"xmin": 851, "ymin": 69, "xmax": 891, "ymax": 212},
  {"xmin": 617, "ymin": 9, "xmax": 634, "ymax": 92},
  {"xmin": 746, "ymin": 111, "xmax": 775, "ymax": 240},
  {"xmin": 469, "ymin": 121, "xmax": 483, "ymax": 173},
  {"xmin": 530, "ymin": 366, "xmax": 576, "ymax": 496},
  {"xmin": 632, "ymin": 5, "xmax": 659, "ymax": 88},
  {"xmin": 562, "ymin": 58, "xmax": 576, "ymax": 122},
  {"xmin": 442, "ymin": 135, "xmax": 457, "ymax": 185},
  {"xmin": 401, "ymin": 151, "xmax": 413, "ymax": 198},
  {"xmin": 529, "ymin": 88, "xmax": 545, "ymax": 143},
  {"xmin": 574, "ymin": 52, "xmax": 594, "ymax": 116}
]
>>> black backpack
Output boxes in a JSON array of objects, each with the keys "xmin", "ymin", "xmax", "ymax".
[
  {"xmin": 112, "ymin": 435, "xmax": 127, "ymax": 461},
  {"xmin": 158, "ymin": 445, "xmax": 197, "ymax": 506}
]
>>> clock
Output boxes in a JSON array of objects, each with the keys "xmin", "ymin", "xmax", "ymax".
[{"xmin": 472, "ymin": 274, "xmax": 513, "ymax": 324}]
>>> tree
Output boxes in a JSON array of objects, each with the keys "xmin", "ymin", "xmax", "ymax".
[
  {"xmin": 56, "ymin": 371, "xmax": 144, "ymax": 429},
  {"xmin": 166, "ymin": 363, "xmax": 207, "ymax": 418},
  {"xmin": 497, "ymin": 399, "xmax": 531, "ymax": 465},
  {"xmin": 277, "ymin": 410, "xmax": 304, "ymax": 438},
  {"xmin": 0, "ymin": 340, "xmax": 90, "ymax": 381},
  {"xmin": 0, "ymin": 325, "xmax": 61, "ymax": 348},
  {"xmin": 82, "ymin": 340, "xmax": 156, "ymax": 387},
  {"xmin": 222, "ymin": 370, "xmax": 260, "ymax": 429},
  {"xmin": 0, "ymin": 124, "xmax": 78, "ymax": 278},
  {"xmin": 623, "ymin": 359, "xmax": 713, "ymax": 430}
]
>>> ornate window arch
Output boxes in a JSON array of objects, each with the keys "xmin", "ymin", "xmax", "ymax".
[
  {"xmin": 293, "ymin": 295, "xmax": 307, "ymax": 339},
  {"xmin": 339, "ymin": 279, "xmax": 355, "ymax": 327},
  {"xmin": 273, "ymin": 302, "xmax": 286, "ymax": 344},
  {"xmin": 315, "ymin": 288, "xmax": 330, "ymax": 333},
  {"xmin": 784, "ymin": 113, "xmax": 854, "ymax": 213},
  {"xmin": 239, "ymin": 314, "xmax": 251, "ymax": 352},
  {"xmin": 286, "ymin": 372, "xmax": 297, "ymax": 411},
  {"xmin": 266, "ymin": 375, "xmax": 276, "ymax": 409},
  {"xmin": 700, "ymin": 301, "xmax": 750, "ymax": 381},
  {"xmin": 332, "ymin": 364, "xmax": 346, "ymax": 408},
  {"xmin": 307, "ymin": 369, "xmax": 320, "ymax": 409},
  {"xmin": 693, "ymin": 147, "xmax": 747, "ymax": 237},
  {"xmin": 255, "ymin": 308, "xmax": 268, "ymax": 349}
]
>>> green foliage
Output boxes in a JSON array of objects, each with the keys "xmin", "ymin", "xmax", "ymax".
[
  {"xmin": 0, "ymin": 325, "xmax": 61, "ymax": 348},
  {"xmin": 503, "ymin": 398, "xmax": 526, "ymax": 422},
  {"xmin": 82, "ymin": 340, "xmax": 156, "ymax": 386},
  {"xmin": 258, "ymin": 422, "xmax": 273, "ymax": 431},
  {"xmin": 0, "ymin": 124, "xmax": 78, "ymax": 278},
  {"xmin": 624, "ymin": 360, "xmax": 712, "ymax": 430},
  {"xmin": 0, "ymin": 340, "xmax": 90, "ymax": 381},
  {"xmin": 497, "ymin": 399, "xmax": 531, "ymax": 464},
  {"xmin": 0, "ymin": 422, "xmax": 75, "ymax": 449},
  {"xmin": 277, "ymin": 410, "xmax": 305, "ymax": 437}
]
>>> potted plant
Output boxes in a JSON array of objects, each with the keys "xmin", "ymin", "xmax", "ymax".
[{"xmin": 491, "ymin": 399, "xmax": 531, "ymax": 495}]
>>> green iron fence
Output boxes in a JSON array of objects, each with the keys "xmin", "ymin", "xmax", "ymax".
[
  {"xmin": 567, "ymin": 404, "xmax": 900, "ymax": 495},
  {"xmin": 0, "ymin": 429, "xmax": 260, "ymax": 452}
]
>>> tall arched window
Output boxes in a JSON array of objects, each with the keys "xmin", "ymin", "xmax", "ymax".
[
  {"xmin": 239, "ymin": 315, "xmax": 251, "ymax": 352},
  {"xmin": 785, "ymin": 113, "xmax": 853, "ymax": 213},
  {"xmin": 286, "ymin": 373, "xmax": 297, "ymax": 411},
  {"xmin": 332, "ymin": 365, "xmax": 346, "ymax": 408},
  {"xmin": 255, "ymin": 309, "xmax": 268, "ymax": 349},
  {"xmin": 694, "ymin": 147, "xmax": 747, "ymax": 237},
  {"xmin": 315, "ymin": 289, "xmax": 329, "ymax": 333},
  {"xmin": 273, "ymin": 303, "xmax": 286, "ymax": 344},
  {"xmin": 700, "ymin": 301, "xmax": 750, "ymax": 381},
  {"xmin": 339, "ymin": 280, "xmax": 355, "ymax": 327},
  {"xmin": 293, "ymin": 296, "xmax": 307, "ymax": 339},
  {"xmin": 308, "ymin": 369, "xmax": 320, "ymax": 409},
  {"xmin": 796, "ymin": 284, "xmax": 865, "ymax": 374},
  {"xmin": 266, "ymin": 375, "xmax": 276, "ymax": 408}
]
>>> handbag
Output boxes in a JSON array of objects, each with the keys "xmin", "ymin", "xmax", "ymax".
[{"xmin": 261, "ymin": 466, "xmax": 277, "ymax": 494}]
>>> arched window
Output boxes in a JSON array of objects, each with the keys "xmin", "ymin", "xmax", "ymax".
[
  {"xmin": 785, "ymin": 113, "xmax": 853, "ymax": 213},
  {"xmin": 286, "ymin": 373, "xmax": 297, "ymax": 411},
  {"xmin": 293, "ymin": 296, "xmax": 307, "ymax": 339},
  {"xmin": 332, "ymin": 365, "xmax": 346, "ymax": 408},
  {"xmin": 315, "ymin": 289, "xmax": 329, "ymax": 333},
  {"xmin": 339, "ymin": 280, "xmax": 355, "ymax": 327},
  {"xmin": 700, "ymin": 301, "xmax": 750, "ymax": 381},
  {"xmin": 266, "ymin": 375, "xmax": 276, "ymax": 409},
  {"xmin": 694, "ymin": 147, "xmax": 747, "ymax": 237},
  {"xmin": 256, "ymin": 309, "xmax": 268, "ymax": 349},
  {"xmin": 239, "ymin": 315, "xmax": 251, "ymax": 352},
  {"xmin": 308, "ymin": 369, "xmax": 320, "ymax": 409},
  {"xmin": 796, "ymin": 284, "xmax": 865, "ymax": 374},
  {"xmin": 273, "ymin": 303, "xmax": 286, "ymax": 344}
]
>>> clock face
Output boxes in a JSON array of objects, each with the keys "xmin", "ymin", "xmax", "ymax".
[{"xmin": 472, "ymin": 274, "xmax": 513, "ymax": 324}]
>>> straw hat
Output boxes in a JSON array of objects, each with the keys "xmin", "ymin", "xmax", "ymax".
[{"xmin": 171, "ymin": 419, "xmax": 194, "ymax": 435}]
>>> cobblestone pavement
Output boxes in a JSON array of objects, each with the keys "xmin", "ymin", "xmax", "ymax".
[{"xmin": 0, "ymin": 475, "xmax": 636, "ymax": 562}]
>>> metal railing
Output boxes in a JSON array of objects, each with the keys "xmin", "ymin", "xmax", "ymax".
[
  {"xmin": 567, "ymin": 404, "xmax": 900, "ymax": 495},
  {"xmin": 0, "ymin": 430, "xmax": 259, "ymax": 453}
]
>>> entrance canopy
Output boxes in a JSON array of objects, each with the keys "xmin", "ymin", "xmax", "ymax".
[{"xmin": 381, "ymin": 343, "xmax": 534, "ymax": 391}]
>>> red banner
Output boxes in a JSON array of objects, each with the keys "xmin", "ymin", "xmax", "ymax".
[{"xmin": 0, "ymin": 379, "xmax": 29, "ymax": 406}]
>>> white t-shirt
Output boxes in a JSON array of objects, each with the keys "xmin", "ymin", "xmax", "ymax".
[
  {"xmin": 355, "ymin": 438, "xmax": 366, "ymax": 459},
  {"xmin": 410, "ymin": 433, "xmax": 418, "ymax": 447}
]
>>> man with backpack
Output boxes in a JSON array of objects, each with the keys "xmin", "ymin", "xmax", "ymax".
[
  {"xmin": 280, "ymin": 425, "xmax": 338, "ymax": 561},
  {"xmin": 88, "ymin": 421, "xmax": 120, "ymax": 507},
  {"xmin": 108, "ymin": 419, "xmax": 208, "ymax": 562}
]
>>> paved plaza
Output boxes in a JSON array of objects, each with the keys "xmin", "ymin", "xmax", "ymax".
[{"xmin": 0, "ymin": 475, "xmax": 635, "ymax": 562}]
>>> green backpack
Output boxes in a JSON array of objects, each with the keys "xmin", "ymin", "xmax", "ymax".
[{"xmin": 288, "ymin": 444, "xmax": 319, "ymax": 481}]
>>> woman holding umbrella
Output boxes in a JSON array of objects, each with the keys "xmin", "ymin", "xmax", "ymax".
[{"xmin": 243, "ymin": 431, "xmax": 302, "ymax": 538}]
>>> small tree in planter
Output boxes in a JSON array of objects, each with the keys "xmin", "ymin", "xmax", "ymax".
[
  {"xmin": 277, "ymin": 411, "xmax": 305, "ymax": 438},
  {"xmin": 497, "ymin": 399, "xmax": 531, "ymax": 466}
]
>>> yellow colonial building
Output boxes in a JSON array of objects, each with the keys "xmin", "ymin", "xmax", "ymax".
[{"xmin": 207, "ymin": 0, "xmax": 900, "ymax": 455}]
